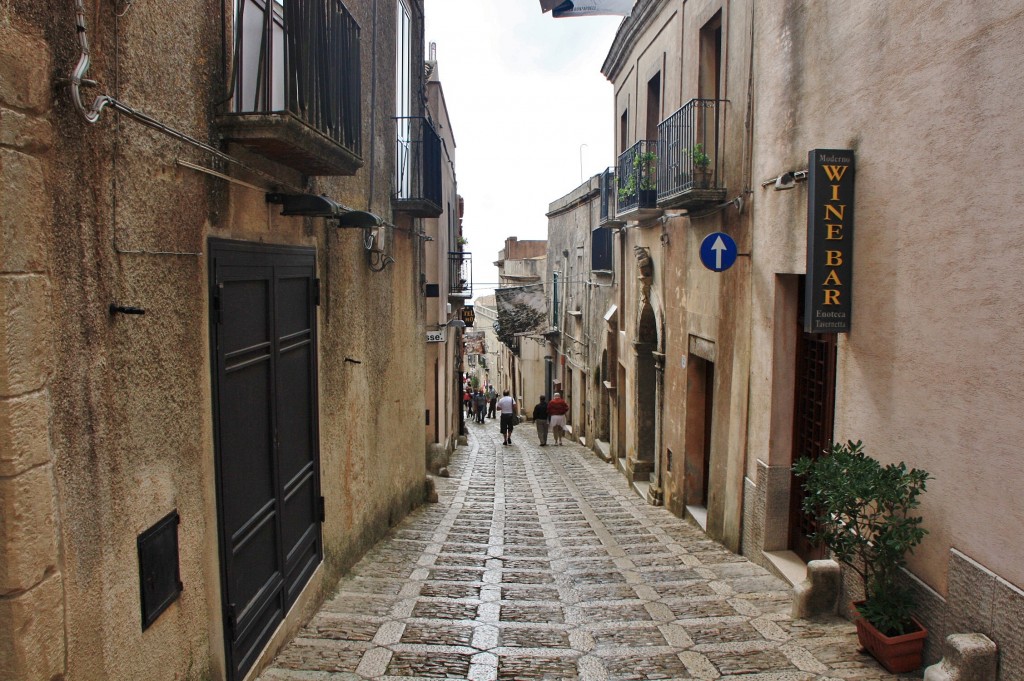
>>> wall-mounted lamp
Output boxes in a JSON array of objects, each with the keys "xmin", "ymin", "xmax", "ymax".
[
  {"xmin": 437, "ymin": 319, "xmax": 466, "ymax": 329},
  {"xmin": 337, "ymin": 210, "xmax": 383, "ymax": 228},
  {"xmin": 760, "ymin": 170, "xmax": 809, "ymax": 191},
  {"xmin": 266, "ymin": 192, "xmax": 345, "ymax": 217}
]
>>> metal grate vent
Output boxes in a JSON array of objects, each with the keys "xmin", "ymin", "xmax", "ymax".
[{"xmin": 138, "ymin": 510, "xmax": 183, "ymax": 630}]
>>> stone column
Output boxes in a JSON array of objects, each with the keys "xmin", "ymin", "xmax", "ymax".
[
  {"xmin": 0, "ymin": 25, "xmax": 66, "ymax": 681},
  {"xmin": 648, "ymin": 351, "xmax": 665, "ymax": 505}
]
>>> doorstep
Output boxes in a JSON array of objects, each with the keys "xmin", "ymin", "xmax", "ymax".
[
  {"xmin": 762, "ymin": 550, "xmax": 808, "ymax": 587},
  {"xmin": 685, "ymin": 505, "xmax": 708, "ymax": 532}
]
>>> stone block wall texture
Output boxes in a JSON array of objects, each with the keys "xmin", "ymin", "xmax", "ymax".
[{"xmin": 0, "ymin": 17, "xmax": 64, "ymax": 681}]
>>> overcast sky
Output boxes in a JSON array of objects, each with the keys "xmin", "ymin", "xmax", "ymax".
[{"xmin": 423, "ymin": 3, "xmax": 624, "ymax": 301}]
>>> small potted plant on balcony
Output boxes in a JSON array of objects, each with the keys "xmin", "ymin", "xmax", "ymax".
[
  {"xmin": 690, "ymin": 143, "xmax": 711, "ymax": 188},
  {"xmin": 635, "ymin": 150, "xmax": 658, "ymax": 207},
  {"xmin": 793, "ymin": 440, "xmax": 931, "ymax": 674}
]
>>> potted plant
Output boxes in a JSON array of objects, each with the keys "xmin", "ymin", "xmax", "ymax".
[
  {"xmin": 793, "ymin": 440, "xmax": 931, "ymax": 673},
  {"xmin": 689, "ymin": 143, "xmax": 711, "ymax": 188},
  {"xmin": 635, "ymin": 150, "xmax": 657, "ymax": 206}
]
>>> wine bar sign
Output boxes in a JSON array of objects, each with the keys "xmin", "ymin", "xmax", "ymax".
[{"xmin": 805, "ymin": 149, "xmax": 855, "ymax": 333}]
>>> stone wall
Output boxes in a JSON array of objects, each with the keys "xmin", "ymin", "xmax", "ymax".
[{"xmin": 0, "ymin": 18, "xmax": 65, "ymax": 681}]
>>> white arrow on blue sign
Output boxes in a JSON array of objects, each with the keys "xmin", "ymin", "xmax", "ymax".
[{"xmin": 699, "ymin": 232, "xmax": 738, "ymax": 272}]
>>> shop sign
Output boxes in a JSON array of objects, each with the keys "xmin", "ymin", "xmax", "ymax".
[
  {"xmin": 805, "ymin": 149, "xmax": 855, "ymax": 333},
  {"xmin": 460, "ymin": 305, "xmax": 476, "ymax": 327}
]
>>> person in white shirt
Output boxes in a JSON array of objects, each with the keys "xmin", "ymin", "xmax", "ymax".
[{"xmin": 496, "ymin": 390, "xmax": 518, "ymax": 445}]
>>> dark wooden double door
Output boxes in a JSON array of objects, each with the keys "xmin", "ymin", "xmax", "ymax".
[{"xmin": 209, "ymin": 240, "xmax": 322, "ymax": 681}]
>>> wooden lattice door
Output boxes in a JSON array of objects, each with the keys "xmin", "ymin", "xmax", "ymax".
[{"xmin": 789, "ymin": 290, "xmax": 837, "ymax": 562}]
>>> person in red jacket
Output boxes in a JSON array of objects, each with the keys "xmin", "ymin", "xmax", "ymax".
[{"xmin": 546, "ymin": 392, "xmax": 569, "ymax": 445}]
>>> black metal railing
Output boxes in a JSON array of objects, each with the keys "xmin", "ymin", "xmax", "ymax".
[
  {"xmin": 657, "ymin": 98, "xmax": 723, "ymax": 201},
  {"xmin": 231, "ymin": 0, "xmax": 361, "ymax": 155},
  {"xmin": 448, "ymin": 251, "xmax": 472, "ymax": 297},
  {"xmin": 616, "ymin": 140, "xmax": 658, "ymax": 214},
  {"xmin": 394, "ymin": 116, "xmax": 442, "ymax": 214}
]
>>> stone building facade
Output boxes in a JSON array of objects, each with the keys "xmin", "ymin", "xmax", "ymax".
[
  {"xmin": 595, "ymin": 0, "xmax": 1024, "ymax": 674},
  {"xmin": 601, "ymin": 0, "xmax": 754, "ymax": 543},
  {"xmin": 421, "ymin": 56, "xmax": 468, "ymax": 472},
  {"xmin": 544, "ymin": 174, "xmax": 617, "ymax": 452},
  {"xmin": 1, "ymin": 1, "xmax": 443, "ymax": 680}
]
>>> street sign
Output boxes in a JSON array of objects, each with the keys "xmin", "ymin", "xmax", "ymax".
[
  {"xmin": 426, "ymin": 329, "xmax": 446, "ymax": 343},
  {"xmin": 699, "ymin": 232, "xmax": 738, "ymax": 272}
]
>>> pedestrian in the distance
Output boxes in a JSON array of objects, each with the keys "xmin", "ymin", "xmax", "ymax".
[
  {"xmin": 532, "ymin": 395, "xmax": 549, "ymax": 446},
  {"xmin": 547, "ymin": 392, "xmax": 569, "ymax": 445},
  {"xmin": 486, "ymin": 385, "xmax": 497, "ymax": 419},
  {"xmin": 497, "ymin": 390, "xmax": 517, "ymax": 445},
  {"xmin": 473, "ymin": 390, "xmax": 487, "ymax": 423},
  {"xmin": 463, "ymin": 388, "xmax": 471, "ymax": 418}
]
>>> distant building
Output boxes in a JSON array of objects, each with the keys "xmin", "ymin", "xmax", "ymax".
[
  {"xmin": 494, "ymin": 238, "xmax": 548, "ymax": 407},
  {"xmin": 544, "ymin": 175, "xmax": 617, "ymax": 452}
]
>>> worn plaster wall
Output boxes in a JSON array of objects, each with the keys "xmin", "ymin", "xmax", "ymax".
[{"xmin": 747, "ymin": 0, "xmax": 1024, "ymax": 672}]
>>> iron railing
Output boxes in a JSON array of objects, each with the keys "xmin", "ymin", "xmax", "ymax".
[
  {"xmin": 394, "ymin": 116, "xmax": 443, "ymax": 215},
  {"xmin": 230, "ymin": 0, "xmax": 361, "ymax": 156},
  {"xmin": 616, "ymin": 140, "xmax": 658, "ymax": 214},
  {"xmin": 657, "ymin": 98, "xmax": 723, "ymax": 202},
  {"xmin": 448, "ymin": 251, "xmax": 472, "ymax": 297}
]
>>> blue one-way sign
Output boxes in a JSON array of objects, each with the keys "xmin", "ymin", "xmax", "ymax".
[{"xmin": 699, "ymin": 232, "xmax": 738, "ymax": 272}]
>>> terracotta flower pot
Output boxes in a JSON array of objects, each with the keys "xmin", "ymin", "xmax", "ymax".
[{"xmin": 852, "ymin": 601, "xmax": 928, "ymax": 673}]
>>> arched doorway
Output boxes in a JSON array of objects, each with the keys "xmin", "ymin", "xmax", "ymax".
[{"xmin": 630, "ymin": 302, "xmax": 658, "ymax": 483}]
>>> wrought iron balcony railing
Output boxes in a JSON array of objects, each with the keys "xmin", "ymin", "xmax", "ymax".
[
  {"xmin": 448, "ymin": 251, "xmax": 472, "ymax": 298},
  {"xmin": 616, "ymin": 140, "xmax": 659, "ymax": 215},
  {"xmin": 393, "ymin": 116, "xmax": 443, "ymax": 217},
  {"xmin": 656, "ymin": 98, "xmax": 727, "ymax": 208},
  {"xmin": 218, "ymin": 0, "xmax": 362, "ymax": 176}
]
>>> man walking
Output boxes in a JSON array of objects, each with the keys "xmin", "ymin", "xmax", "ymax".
[
  {"xmin": 496, "ymin": 390, "xmax": 517, "ymax": 446},
  {"xmin": 473, "ymin": 390, "xmax": 487, "ymax": 423},
  {"xmin": 486, "ymin": 385, "xmax": 497, "ymax": 419},
  {"xmin": 532, "ymin": 395, "xmax": 549, "ymax": 446}
]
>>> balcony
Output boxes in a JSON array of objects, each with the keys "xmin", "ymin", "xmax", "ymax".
[
  {"xmin": 598, "ymin": 167, "xmax": 624, "ymax": 227},
  {"xmin": 616, "ymin": 140, "xmax": 661, "ymax": 221},
  {"xmin": 393, "ymin": 116, "xmax": 443, "ymax": 217},
  {"xmin": 217, "ymin": 0, "xmax": 363, "ymax": 176},
  {"xmin": 657, "ymin": 98, "xmax": 727, "ymax": 209},
  {"xmin": 448, "ymin": 251, "xmax": 472, "ymax": 299}
]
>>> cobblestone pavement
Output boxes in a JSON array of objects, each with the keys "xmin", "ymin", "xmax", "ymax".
[{"xmin": 260, "ymin": 420, "xmax": 917, "ymax": 681}]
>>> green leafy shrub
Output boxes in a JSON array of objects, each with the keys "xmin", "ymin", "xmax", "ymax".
[{"xmin": 793, "ymin": 440, "xmax": 931, "ymax": 635}]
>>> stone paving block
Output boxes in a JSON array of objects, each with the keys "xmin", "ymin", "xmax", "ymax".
[{"xmin": 257, "ymin": 425, "xmax": 918, "ymax": 681}]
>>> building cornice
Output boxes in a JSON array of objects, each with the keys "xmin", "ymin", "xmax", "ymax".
[{"xmin": 601, "ymin": 0, "xmax": 672, "ymax": 81}]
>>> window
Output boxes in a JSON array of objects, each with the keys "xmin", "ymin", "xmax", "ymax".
[
  {"xmin": 224, "ymin": 0, "xmax": 362, "ymax": 173},
  {"xmin": 646, "ymin": 72, "xmax": 661, "ymax": 141},
  {"xmin": 619, "ymin": 109, "xmax": 629, "ymax": 153},
  {"xmin": 552, "ymin": 272, "xmax": 560, "ymax": 329},
  {"xmin": 591, "ymin": 227, "xmax": 612, "ymax": 271},
  {"xmin": 395, "ymin": 0, "xmax": 414, "ymax": 197}
]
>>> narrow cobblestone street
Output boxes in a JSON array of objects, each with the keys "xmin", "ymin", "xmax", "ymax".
[{"xmin": 259, "ymin": 420, "xmax": 916, "ymax": 681}]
